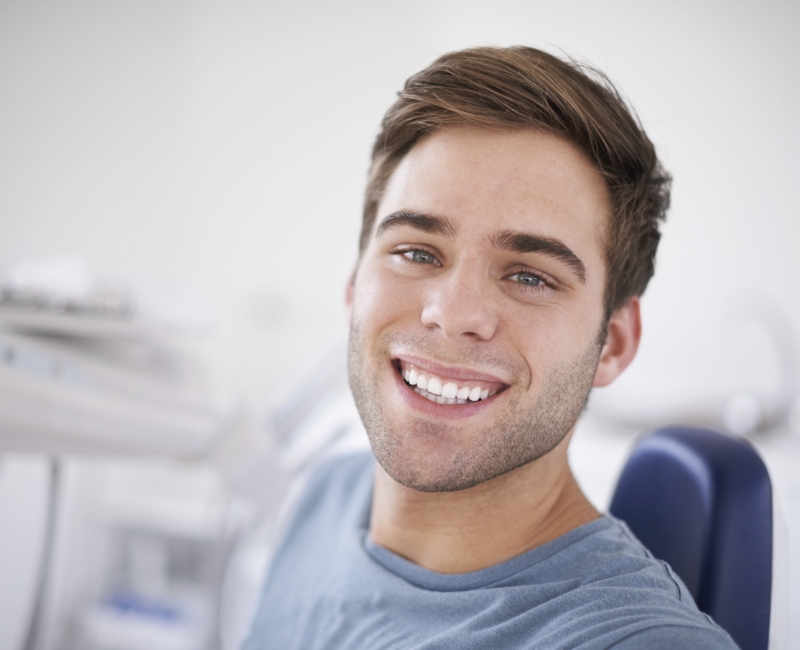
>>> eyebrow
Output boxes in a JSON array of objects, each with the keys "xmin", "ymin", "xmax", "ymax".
[
  {"xmin": 492, "ymin": 230, "xmax": 586, "ymax": 282},
  {"xmin": 376, "ymin": 211, "xmax": 457, "ymax": 239},
  {"xmin": 376, "ymin": 211, "xmax": 586, "ymax": 283}
]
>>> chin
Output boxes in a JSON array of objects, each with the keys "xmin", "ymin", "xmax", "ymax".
[
  {"xmin": 365, "ymin": 412, "xmax": 539, "ymax": 493},
  {"xmin": 373, "ymin": 430, "xmax": 482, "ymax": 492}
]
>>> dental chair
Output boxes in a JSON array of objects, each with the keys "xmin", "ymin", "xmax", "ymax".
[{"xmin": 609, "ymin": 426, "xmax": 779, "ymax": 650}]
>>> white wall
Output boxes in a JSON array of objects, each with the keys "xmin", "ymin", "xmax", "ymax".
[{"xmin": 2, "ymin": 0, "xmax": 798, "ymax": 411}]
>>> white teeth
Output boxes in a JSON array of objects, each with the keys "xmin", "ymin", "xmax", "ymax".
[
  {"xmin": 427, "ymin": 376, "xmax": 443, "ymax": 396},
  {"xmin": 404, "ymin": 366, "xmax": 501, "ymax": 405},
  {"xmin": 442, "ymin": 382, "xmax": 458, "ymax": 399}
]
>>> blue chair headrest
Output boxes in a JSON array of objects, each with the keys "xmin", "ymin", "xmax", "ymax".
[{"xmin": 609, "ymin": 426, "xmax": 772, "ymax": 650}]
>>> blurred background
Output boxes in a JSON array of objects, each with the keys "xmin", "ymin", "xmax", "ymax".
[{"xmin": 0, "ymin": 0, "xmax": 798, "ymax": 648}]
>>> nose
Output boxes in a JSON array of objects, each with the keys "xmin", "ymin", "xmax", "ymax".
[{"xmin": 420, "ymin": 261, "xmax": 499, "ymax": 341}]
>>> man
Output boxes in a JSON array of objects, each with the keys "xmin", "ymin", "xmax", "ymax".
[{"xmin": 244, "ymin": 47, "xmax": 738, "ymax": 649}]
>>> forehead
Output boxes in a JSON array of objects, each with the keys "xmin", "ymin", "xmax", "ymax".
[{"xmin": 376, "ymin": 126, "xmax": 611, "ymax": 268}]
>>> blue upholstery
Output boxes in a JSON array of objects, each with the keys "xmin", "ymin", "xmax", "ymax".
[{"xmin": 609, "ymin": 426, "xmax": 772, "ymax": 650}]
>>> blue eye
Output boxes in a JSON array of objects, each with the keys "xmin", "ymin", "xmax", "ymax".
[
  {"xmin": 515, "ymin": 272, "xmax": 543, "ymax": 286},
  {"xmin": 407, "ymin": 250, "xmax": 436, "ymax": 264}
]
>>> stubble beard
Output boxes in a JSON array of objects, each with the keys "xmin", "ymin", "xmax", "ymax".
[{"xmin": 348, "ymin": 322, "xmax": 603, "ymax": 493}]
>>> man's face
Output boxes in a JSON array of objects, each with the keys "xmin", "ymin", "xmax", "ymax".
[{"xmin": 348, "ymin": 126, "xmax": 612, "ymax": 492}]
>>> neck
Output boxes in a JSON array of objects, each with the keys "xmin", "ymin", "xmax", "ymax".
[{"xmin": 369, "ymin": 432, "xmax": 599, "ymax": 574}]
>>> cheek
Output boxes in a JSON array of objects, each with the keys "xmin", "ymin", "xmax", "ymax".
[
  {"xmin": 353, "ymin": 264, "xmax": 421, "ymax": 332},
  {"xmin": 506, "ymin": 304, "xmax": 598, "ymax": 376}
]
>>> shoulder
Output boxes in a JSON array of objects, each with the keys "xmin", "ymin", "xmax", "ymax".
[
  {"xmin": 299, "ymin": 450, "xmax": 375, "ymax": 512},
  {"xmin": 257, "ymin": 450, "xmax": 374, "ymax": 588},
  {"xmin": 555, "ymin": 515, "xmax": 696, "ymax": 603},
  {"xmin": 275, "ymin": 450, "xmax": 374, "ymax": 543},
  {"xmin": 313, "ymin": 449, "xmax": 375, "ymax": 486},
  {"xmin": 510, "ymin": 516, "xmax": 737, "ymax": 647}
]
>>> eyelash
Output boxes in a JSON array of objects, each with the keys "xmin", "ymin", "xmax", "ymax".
[
  {"xmin": 508, "ymin": 267, "xmax": 551, "ymax": 292},
  {"xmin": 393, "ymin": 247, "xmax": 442, "ymax": 267},
  {"xmin": 392, "ymin": 247, "xmax": 554, "ymax": 293}
]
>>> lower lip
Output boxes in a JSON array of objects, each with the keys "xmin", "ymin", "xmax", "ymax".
[{"xmin": 391, "ymin": 366, "xmax": 500, "ymax": 420}]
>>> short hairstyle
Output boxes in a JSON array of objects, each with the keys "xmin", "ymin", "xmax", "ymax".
[{"xmin": 360, "ymin": 46, "xmax": 671, "ymax": 318}]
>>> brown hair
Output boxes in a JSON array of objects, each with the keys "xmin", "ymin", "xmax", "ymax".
[{"xmin": 360, "ymin": 46, "xmax": 671, "ymax": 318}]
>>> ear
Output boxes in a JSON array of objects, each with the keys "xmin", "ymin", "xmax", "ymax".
[{"xmin": 592, "ymin": 296, "xmax": 641, "ymax": 388}]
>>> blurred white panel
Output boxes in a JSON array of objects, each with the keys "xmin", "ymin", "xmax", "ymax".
[
  {"xmin": 0, "ymin": 333, "xmax": 222, "ymax": 456},
  {"xmin": 0, "ymin": 456, "xmax": 49, "ymax": 650}
]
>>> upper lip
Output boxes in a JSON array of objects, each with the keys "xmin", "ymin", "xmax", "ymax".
[{"xmin": 392, "ymin": 353, "xmax": 511, "ymax": 385}]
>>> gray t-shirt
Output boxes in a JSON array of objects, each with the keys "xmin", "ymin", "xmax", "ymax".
[{"xmin": 244, "ymin": 452, "xmax": 738, "ymax": 649}]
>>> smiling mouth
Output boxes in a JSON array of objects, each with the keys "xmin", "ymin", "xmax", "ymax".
[{"xmin": 393, "ymin": 359, "xmax": 509, "ymax": 406}]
